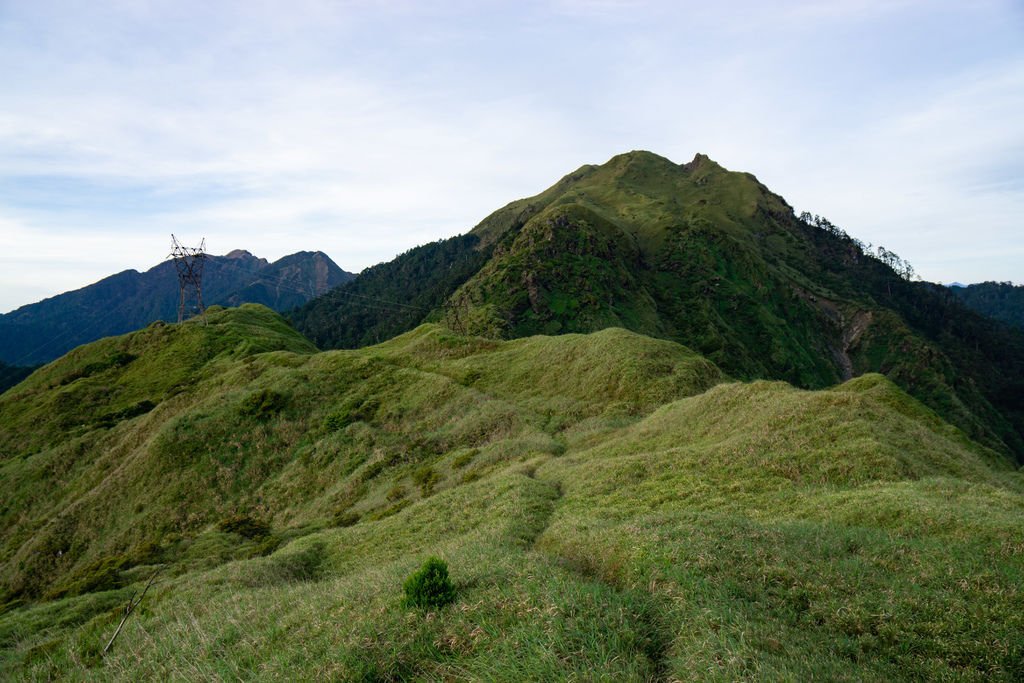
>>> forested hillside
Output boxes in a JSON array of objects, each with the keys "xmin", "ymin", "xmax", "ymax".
[
  {"xmin": 951, "ymin": 281, "xmax": 1024, "ymax": 330},
  {"xmin": 290, "ymin": 235, "xmax": 489, "ymax": 349},
  {"xmin": 0, "ymin": 361, "xmax": 35, "ymax": 395}
]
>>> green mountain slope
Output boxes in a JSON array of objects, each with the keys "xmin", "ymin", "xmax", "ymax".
[
  {"xmin": 446, "ymin": 151, "xmax": 1024, "ymax": 459},
  {"xmin": 287, "ymin": 162, "xmax": 601, "ymax": 349},
  {"xmin": 293, "ymin": 150, "xmax": 1023, "ymax": 461},
  {"xmin": 2, "ymin": 307, "xmax": 1023, "ymax": 679},
  {"xmin": 951, "ymin": 281, "xmax": 1024, "ymax": 330},
  {"xmin": 289, "ymin": 234, "xmax": 492, "ymax": 348}
]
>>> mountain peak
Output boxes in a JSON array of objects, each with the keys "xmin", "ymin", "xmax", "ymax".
[
  {"xmin": 608, "ymin": 149, "xmax": 669, "ymax": 162},
  {"xmin": 681, "ymin": 152, "xmax": 724, "ymax": 172},
  {"xmin": 602, "ymin": 149, "xmax": 679, "ymax": 171}
]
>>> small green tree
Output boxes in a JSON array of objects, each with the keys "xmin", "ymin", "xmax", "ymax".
[{"xmin": 401, "ymin": 557, "xmax": 456, "ymax": 609}]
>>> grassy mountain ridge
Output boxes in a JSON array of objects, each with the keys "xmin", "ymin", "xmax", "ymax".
[
  {"xmin": 290, "ymin": 150, "xmax": 1024, "ymax": 462},
  {"xmin": 444, "ymin": 151, "xmax": 1024, "ymax": 460},
  {"xmin": 0, "ymin": 307, "xmax": 719, "ymax": 604},
  {"xmin": 2, "ymin": 306, "xmax": 1023, "ymax": 679}
]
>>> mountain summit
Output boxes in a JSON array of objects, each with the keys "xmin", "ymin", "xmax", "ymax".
[{"xmin": 293, "ymin": 151, "xmax": 1024, "ymax": 462}]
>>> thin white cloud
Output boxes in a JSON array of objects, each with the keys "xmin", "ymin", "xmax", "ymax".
[{"xmin": 0, "ymin": 0, "xmax": 1021, "ymax": 314}]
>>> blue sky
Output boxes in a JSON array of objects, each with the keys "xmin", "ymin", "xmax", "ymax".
[{"xmin": 1, "ymin": 0, "xmax": 1022, "ymax": 313}]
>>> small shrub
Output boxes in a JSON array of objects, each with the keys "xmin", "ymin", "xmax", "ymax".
[
  {"xmin": 387, "ymin": 485, "xmax": 406, "ymax": 502},
  {"xmin": 457, "ymin": 368, "xmax": 482, "ymax": 386},
  {"xmin": 46, "ymin": 555, "xmax": 128, "ymax": 599},
  {"xmin": 324, "ymin": 397, "xmax": 379, "ymax": 431},
  {"xmin": 401, "ymin": 557, "xmax": 456, "ymax": 609},
  {"xmin": 108, "ymin": 351, "xmax": 137, "ymax": 368},
  {"xmin": 412, "ymin": 466, "xmax": 441, "ymax": 496},
  {"xmin": 333, "ymin": 511, "xmax": 360, "ymax": 528},
  {"xmin": 239, "ymin": 389, "xmax": 287, "ymax": 419},
  {"xmin": 218, "ymin": 514, "xmax": 271, "ymax": 539},
  {"xmin": 247, "ymin": 541, "xmax": 325, "ymax": 586},
  {"xmin": 253, "ymin": 535, "xmax": 282, "ymax": 557},
  {"xmin": 324, "ymin": 411, "xmax": 348, "ymax": 432},
  {"xmin": 128, "ymin": 540, "xmax": 163, "ymax": 565},
  {"xmin": 451, "ymin": 448, "xmax": 478, "ymax": 469},
  {"xmin": 362, "ymin": 500, "xmax": 410, "ymax": 522},
  {"xmin": 95, "ymin": 399, "xmax": 157, "ymax": 427},
  {"xmin": 59, "ymin": 352, "xmax": 137, "ymax": 385},
  {"xmin": 408, "ymin": 437, "xmax": 442, "ymax": 459},
  {"xmin": 360, "ymin": 460, "xmax": 386, "ymax": 483}
]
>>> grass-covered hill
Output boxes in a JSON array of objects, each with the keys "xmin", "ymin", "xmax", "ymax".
[
  {"xmin": 0, "ymin": 249, "xmax": 353, "ymax": 367},
  {"xmin": 292, "ymin": 151, "xmax": 1024, "ymax": 464},
  {"xmin": 2, "ymin": 306, "xmax": 1023, "ymax": 680}
]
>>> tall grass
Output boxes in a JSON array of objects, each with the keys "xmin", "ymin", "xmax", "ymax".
[{"xmin": 2, "ymin": 307, "xmax": 1022, "ymax": 680}]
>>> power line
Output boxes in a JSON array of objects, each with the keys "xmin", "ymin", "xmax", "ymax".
[
  {"xmin": 321, "ymin": 287, "xmax": 430, "ymax": 312},
  {"xmin": 213, "ymin": 256, "xmax": 431, "ymax": 313},
  {"xmin": 7, "ymin": 301, "xmax": 135, "ymax": 367}
]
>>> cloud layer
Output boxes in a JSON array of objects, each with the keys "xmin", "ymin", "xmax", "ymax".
[{"xmin": 1, "ymin": 0, "xmax": 1021, "ymax": 312}]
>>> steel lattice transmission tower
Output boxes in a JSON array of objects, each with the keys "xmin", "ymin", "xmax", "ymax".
[{"xmin": 169, "ymin": 234, "xmax": 207, "ymax": 324}]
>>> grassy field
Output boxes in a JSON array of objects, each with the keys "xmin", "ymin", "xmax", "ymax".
[{"xmin": 1, "ymin": 306, "xmax": 1022, "ymax": 680}]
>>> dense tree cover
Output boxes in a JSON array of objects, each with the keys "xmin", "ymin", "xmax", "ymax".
[
  {"xmin": 289, "ymin": 234, "xmax": 493, "ymax": 348},
  {"xmin": 0, "ymin": 361, "xmax": 35, "ymax": 395},
  {"xmin": 790, "ymin": 213, "xmax": 1024, "ymax": 457},
  {"xmin": 951, "ymin": 281, "xmax": 1024, "ymax": 330},
  {"xmin": 797, "ymin": 212, "xmax": 916, "ymax": 280}
]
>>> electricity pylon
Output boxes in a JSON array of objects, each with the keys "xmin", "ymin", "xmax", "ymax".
[{"xmin": 170, "ymin": 234, "xmax": 207, "ymax": 324}]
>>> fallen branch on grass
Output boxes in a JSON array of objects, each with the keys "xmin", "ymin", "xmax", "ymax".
[{"xmin": 102, "ymin": 566, "xmax": 163, "ymax": 656}]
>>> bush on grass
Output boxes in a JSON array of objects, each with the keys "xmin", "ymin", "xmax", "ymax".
[{"xmin": 401, "ymin": 557, "xmax": 456, "ymax": 610}]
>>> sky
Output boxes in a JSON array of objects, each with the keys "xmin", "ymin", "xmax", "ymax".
[{"xmin": 0, "ymin": 0, "xmax": 1022, "ymax": 313}]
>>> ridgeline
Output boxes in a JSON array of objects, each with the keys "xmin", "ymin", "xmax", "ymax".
[{"xmin": 293, "ymin": 151, "xmax": 1024, "ymax": 463}]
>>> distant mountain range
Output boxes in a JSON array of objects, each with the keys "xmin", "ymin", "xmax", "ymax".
[
  {"xmin": 950, "ymin": 281, "xmax": 1023, "ymax": 330},
  {"xmin": 292, "ymin": 151, "xmax": 1024, "ymax": 463},
  {"xmin": 0, "ymin": 249, "xmax": 353, "ymax": 365}
]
